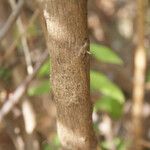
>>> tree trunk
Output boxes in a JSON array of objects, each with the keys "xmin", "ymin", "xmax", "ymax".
[{"xmin": 41, "ymin": 0, "xmax": 97, "ymax": 149}]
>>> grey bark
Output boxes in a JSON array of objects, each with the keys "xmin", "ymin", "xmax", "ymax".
[{"xmin": 41, "ymin": 0, "xmax": 97, "ymax": 149}]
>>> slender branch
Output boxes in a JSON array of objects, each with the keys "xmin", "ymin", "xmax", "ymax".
[
  {"xmin": 9, "ymin": 0, "xmax": 33, "ymax": 75},
  {"xmin": 5, "ymin": 120, "xmax": 25, "ymax": 150},
  {"xmin": 0, "ymin": 0, "xmax": 24, "ymax": 42},
  {"xmin": 0, "ymin": 50, "xmax": 49, "ymax": 122},
  {"xmin": 1, "ymin": 9, "xmax": 39, "ymax": 63},
  {"xmin": 132, "ymin": 0, "xmax": 146, "ymax": 149}
]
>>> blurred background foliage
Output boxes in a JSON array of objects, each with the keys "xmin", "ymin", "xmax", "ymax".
[{"xmin": 0, "ymin": 0, "xmax": 150, "ymax": 150}]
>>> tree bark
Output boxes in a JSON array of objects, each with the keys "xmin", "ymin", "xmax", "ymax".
[{"xmin": 41, "ymin": 0, "xmax": 97, "ymax": 149}]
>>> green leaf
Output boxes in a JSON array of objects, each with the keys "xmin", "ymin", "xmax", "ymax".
[
  {"xmin": 27, "ymin": 23, "xmax": 40, "ymax": 37},
  {"xmin": 43, "ymin": 144, "xmax": 52, "ymax": 150},
  {"xmin": 28, "ymin": 80, "xmax": 51, "ymax": 96},
  {"xmin": 90, "ymin": 70, "xmax": 125, "ymax": 103},
  {"xmin": 94, "ymin": 96, "xmax": 123, "ymax": 119},
  {"xmin": 0, "ymin": 67, "xmax": 11, "ymax": 81},
  {"xmin": 42, "ymin": 134, "xmax": 60, "ymax": 150},
  {"xmin": 52, "ymin": 135, "xmax": 60, "ymax": 147},
  {"xmin": 101, "ymin": 138, "xmax": 127, "ymax": 150},
  {"xmin": 38, "ymin": 60, "xmax": 50, "ymax": 77},
  {"xmin": 116, "ymin": 138, "xmax": 127, "ymax": 150},
  {"xmin": 146, "ymin": 70, "xmax": 150, "ymax": 82},
  {"xmin": 90, "ymin": 43, "xmax": 123, "ymax": 65}
]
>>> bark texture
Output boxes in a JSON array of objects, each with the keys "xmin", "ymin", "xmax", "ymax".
[{"xmin": 41, "ymin": 0, "xmax": 97, "ymax": 149}]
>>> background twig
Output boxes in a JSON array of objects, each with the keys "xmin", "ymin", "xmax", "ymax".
[
  {"xmin": 1, "ymin": 9, "xmax": 39, "ymax": 64},
  {"xmin": 0, "ymin": 50, "xmax": 49, "ymax": 122},
  {"xmin": 0, "ymin": 0, "xmax": 24, "ymax": 42},
  {"xmin": 132, "ymin": 0, "xmax": 146, "ymax": 149},
  {"xmin": 9, "ymin": 0, "xmax": 33, "ymax": 75}
]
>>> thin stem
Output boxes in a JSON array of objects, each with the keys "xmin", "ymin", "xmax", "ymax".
[
  {"xmin": 132, "ymin": 0, "xmax": 146, "ymax": 149},
  {"xmin": 0, "ymin": 0, "xmax": 24, "ymax": 42},
  {"xmin": 9, "ymin": 0, "xmax": 33, "ymax": 75},
  {"xmin": 1, "ymin": 9, "xmax": 39, "ymax": 63},
  {"xmin": 0, "ymin": 50, "xmax": 48, "ymax": 123}
]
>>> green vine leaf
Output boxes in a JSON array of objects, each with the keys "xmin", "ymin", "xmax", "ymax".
[
  {"xmin": 90, "ymin": 43, "xmax": 123, "ymax": 65},
  {"xmin": 90, "ymin": 70, "xmax": 125, "ymax": 104}
]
